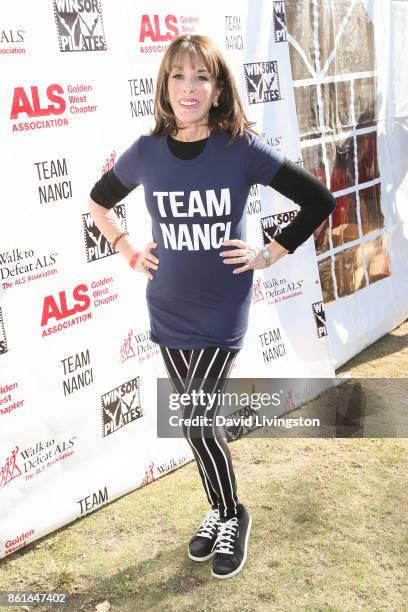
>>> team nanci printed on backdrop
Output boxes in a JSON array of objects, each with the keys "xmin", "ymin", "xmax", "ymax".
[{"xmin": 1, "ymin": 0, "xmax": 407, "ymax": 559}]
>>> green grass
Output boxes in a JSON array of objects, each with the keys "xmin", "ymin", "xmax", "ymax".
[{"xmin": 1, "ymin": 437, "xmax": 407, "ymax": 612}]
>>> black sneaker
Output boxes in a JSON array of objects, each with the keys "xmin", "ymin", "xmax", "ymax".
[
  {"xmin": 211, "ymin": 504, "xmax": 252, "ymax": 579},
  {"xmin": 188, "ymin": 508, "xmax": 220, "ymax": 561}
]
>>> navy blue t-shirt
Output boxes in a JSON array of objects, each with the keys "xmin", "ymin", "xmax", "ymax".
[{"xmin": 112, "ymin": 129, "xmax": 284, "ymax": 352}]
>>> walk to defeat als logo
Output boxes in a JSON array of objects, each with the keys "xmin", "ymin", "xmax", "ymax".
[
  {"xmin": 244, "ymin": 60, "xmax": 282, "ymax": 104},
  {"xmin": 53, "ymin": 0, "xmax": 107, "ymax": 52}
]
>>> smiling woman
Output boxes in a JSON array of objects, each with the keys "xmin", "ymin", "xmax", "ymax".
[
  {"xmin": 88, "ymin": 32, "xmax": 336, "ymax": 581},
  {"xmin": 165, "ymin": 57, "xmax": 221, "ymax": 140},
  {"xmin": 150, "ymin": 32, "xmax": 262, "ymax": 144}
]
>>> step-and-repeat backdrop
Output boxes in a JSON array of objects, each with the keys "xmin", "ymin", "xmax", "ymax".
[{"xmin": 1, "ymin": 0, "xmax": 407, "ymax": 558}]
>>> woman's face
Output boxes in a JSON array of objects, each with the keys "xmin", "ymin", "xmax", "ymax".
[{"xmin": 167, "ymin": 54, "xmax": 220, "ymax": 130}]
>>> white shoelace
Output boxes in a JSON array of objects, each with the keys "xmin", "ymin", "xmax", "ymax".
[
  {"xmin": 196, "ymin": 508, "xmax": 220, "ymax": 539},
  {"xmin": 214, "ymin": 516, "xmax": 239, "ymax": 554}
]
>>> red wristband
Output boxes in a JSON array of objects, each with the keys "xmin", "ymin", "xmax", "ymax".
[{"xmin": 129, "ymin": 252, "xmax": 141, "ymax": 269}]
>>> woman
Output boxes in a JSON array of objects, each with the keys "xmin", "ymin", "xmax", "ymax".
[{"xmin": 89, "ymin": 34, "xmax": 336, "ymax": 580}]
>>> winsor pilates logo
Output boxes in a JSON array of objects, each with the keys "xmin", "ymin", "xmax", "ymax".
[
  {"xmin": 53, "ymin": 0, "xmax": 107, "ymax": 52},
  {"xmin": 273, "ymin": 1, "xmax": 287, "ymax": 43},
  {"xmin": 101, "ymin": 377, "xmax": 143, "ymax": 437},
  {"xmin": 244, "ymin": 61, "xmax": 282, "ymax": 104},
  {"xmin": 0, "ymin": 308, "xmax": 8, "ymax": 355},
  {"xmin": 82, "ymin": 204, "xmax": 127, "ymax": 263},
  {"xmin": 312, "ymin": 301, "xmax": 328, "ymax": 338},
  {"xmin": 261, "ymin": 209, "xmax": 298, "ymax": 245}
]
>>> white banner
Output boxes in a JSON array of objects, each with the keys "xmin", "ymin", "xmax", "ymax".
[{"xmin": 1, "ymin": 0, "xmax": 406, "ymax": 559}]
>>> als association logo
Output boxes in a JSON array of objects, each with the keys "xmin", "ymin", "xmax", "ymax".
[
  {"xmin": 41, "ymin": 283, "xmax": 92, "ymax": 338},
  {"xmin": 261, "ymin": 209, "xmax": 299, "ymax": 245},
  {"xmin": 53, "ymin": 0, "xmax": 107, "ymax": 52},
  {"xmin": 139, "ymin": 14, "xmax": 199, "ymax": 53},
  {"xmin": 244, "ymin": 60, "xmax": 282, "ymax": 104},
  {"xmin": 312, "ymin": 301, "xmax": 328, "ymax": 338},
  {"xmin": 101, "ymin": 377, "xmax": 143, "ymax": 437},
  {"xmin": 273, "ymin": 1, "xmax": 287, "ymax": 43},
  {"xmin": 0, "ymin": 307, "xmax": 8, "ymax": 355},
  {"xmin": 10, "ymin": 83, "xmax": 97, "ymax": 132},
  {"xmin": 83, "ymin": 204, "xmax": 127, "ymax": 263},
  {"xmin": 11, "ymin": 84, "xmax": 65, "ymax": 121}
]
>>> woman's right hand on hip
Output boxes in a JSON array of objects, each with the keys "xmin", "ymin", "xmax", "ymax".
[{"xmin": 130, "ymin": 241, "xmax": 159, "ymax": 280}]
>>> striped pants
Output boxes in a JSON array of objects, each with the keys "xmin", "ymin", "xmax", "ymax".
[{"xmin": 160, "ymin": 346, "xmax": 241, "ymax": 520}]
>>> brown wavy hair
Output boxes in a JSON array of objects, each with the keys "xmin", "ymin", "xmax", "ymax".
[{"xmin": 149, "ymin": 34, "xmax": 261, "ymax": 145}]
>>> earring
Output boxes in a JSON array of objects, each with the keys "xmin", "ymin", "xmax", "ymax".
[{"xmin": 212, "ymin": 100, "xmax": 218, "ymax": 108}]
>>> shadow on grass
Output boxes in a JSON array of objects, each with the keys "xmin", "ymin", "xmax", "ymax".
[
  {"xmin": 81, "ymin": 544, "xmax": 212, "ymax": 609},
  {"xmin": 336, "ymin": 321, "xmax": 408, "ymax": 373},
  {"xmin": 2, "ymin": 505, "xmax": 213, "ymax": 611},
  {"xmin": 112, "ymin": 544, "xmax": 214, "ymax": 610}
]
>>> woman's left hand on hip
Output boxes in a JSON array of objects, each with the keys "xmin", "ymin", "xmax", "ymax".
[
  {"xmin": 220, "ymin": 239, "xmax": 263, "ymax": 274},
  {"xmin": 219, "ymin": 239, "xmax": 289, "ymax": 274}
]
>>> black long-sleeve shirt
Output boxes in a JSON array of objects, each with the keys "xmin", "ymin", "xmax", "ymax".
[{"xmin": 91, "ymin": 133, "xmax": 336, "ymax": 254}]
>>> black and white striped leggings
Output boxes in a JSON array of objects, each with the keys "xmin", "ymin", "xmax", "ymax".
[{"xmin": 160, "ymin": 346, "xmax": 241, "ymax": 520}]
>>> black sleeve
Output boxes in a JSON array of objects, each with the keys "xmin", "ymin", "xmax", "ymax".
[
  {"xmin": 90, "ymin": 168, "xmax": 137, "ymax": 209},
  {"xmin": 268, "ymin": 157, "xmax": 337, "ymax": 254}
]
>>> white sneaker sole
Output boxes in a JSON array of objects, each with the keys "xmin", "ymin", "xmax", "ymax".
[
  {"xmin": 188, "ymin": 548, "xmax": 217, "ymax": 562},
  {"xmin": 211, "ymin": 514, "xmax": 252, "ymax": 579}
]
